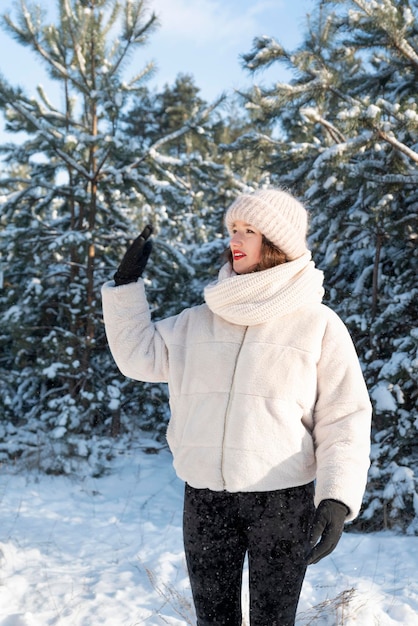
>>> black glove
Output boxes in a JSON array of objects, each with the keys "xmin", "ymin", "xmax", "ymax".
[
  {"xmin": 307, "ymin": 499, "xmax": 349, "ymax": 565},
  {"xmin": 114, "ymin": 225, "xmax": 153, "ymax": 286}
]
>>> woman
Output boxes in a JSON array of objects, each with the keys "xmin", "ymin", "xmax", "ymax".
[{"xmin": 101, "ymin": 188, "xmax": 372, "ymax": 626}]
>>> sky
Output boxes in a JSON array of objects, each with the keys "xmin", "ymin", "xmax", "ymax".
[
  {"xmin": 0, "ymin": 0, "xmax": 316, "ymax": 138},
  {"xmin": 143, "ymin": 0, "xmax": 316, "ymax": 98}
]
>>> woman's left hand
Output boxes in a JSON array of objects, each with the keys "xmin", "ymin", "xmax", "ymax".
[{"xmin": 307, "ymin": 499, "xmax": 349, "ymax": 565}]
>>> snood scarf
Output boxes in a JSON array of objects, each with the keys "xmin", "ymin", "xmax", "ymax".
[{"xmin": 204, "ymin": 252, "xmax": 324, "ymax": 326}]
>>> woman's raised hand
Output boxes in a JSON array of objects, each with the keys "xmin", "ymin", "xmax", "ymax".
[{"xmin": 114, "ymin": 225, "xmax": 153, "ymax": 286}]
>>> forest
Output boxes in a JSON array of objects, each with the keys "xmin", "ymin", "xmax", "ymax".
[{"xmin": 0, "ymin": 0, "xmax": 417, "ymax": 535}]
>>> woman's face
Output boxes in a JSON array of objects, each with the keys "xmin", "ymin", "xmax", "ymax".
[{"xmin": 229, "ymin": 220, "xmax": 263, "ymax": 274}]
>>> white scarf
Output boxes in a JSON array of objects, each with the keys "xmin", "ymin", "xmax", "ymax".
[{"xmin": 204, "ymin": 252, "xmax": 324, "ymax": 325}]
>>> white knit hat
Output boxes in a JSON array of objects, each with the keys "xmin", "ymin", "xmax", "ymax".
[{"xmin": 225, "ymin": 188, "xmax": 309, "ymax": 261}]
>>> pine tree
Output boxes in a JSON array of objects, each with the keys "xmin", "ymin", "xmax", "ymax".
[
  {"xmin": 123, "ymin": 74, "xmax": 263, "ymax": 310},
  {"xmin": 239, "ymin": 0, "xmax": 418, "ymax": 532},
  {"xmin": 0, "ymin": 0, "xmax": 242, "ymax": 473}
]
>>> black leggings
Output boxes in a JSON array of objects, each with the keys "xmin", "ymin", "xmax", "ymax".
[{"xmin": 183, "ymin": 483, "xmax": 315, "ymax": 626}]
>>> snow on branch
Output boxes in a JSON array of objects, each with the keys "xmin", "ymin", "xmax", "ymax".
[
  {"xmin": 301, "ymin": 107, "xmax": 346, "ymax": 143},
  {"xmin": 118, "ymin": 97, "xmax": 225, "ymax": 176},
  {"xmin": 374, "ymin": 127, "xmax": 418, "ymax": 164},
  {"xmin": 363, "ymin": 172, "xmax": 418, "ymax": 185},
  {"xmin": 350, "ymin": 0, "xmax": 418, "ymax": 68},
  {"xmin": 241, "ymin": 36, "xmax": 288, "ymax": 71},
  {"xmin": 153, "ymin": 238, "xmax": 196, "ymax": 277}
]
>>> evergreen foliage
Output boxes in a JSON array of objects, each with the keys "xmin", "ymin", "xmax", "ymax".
[
  {"xmin": 0, "ymin": 0, "xmax": 247, "ymax": 474},
  {"xmin": 239, "ymin": 0, "xmax": 418, "ymax": 532},
  {"xmin": 1, "ymin": 0, "xmax": 417, "ymax": 536}
]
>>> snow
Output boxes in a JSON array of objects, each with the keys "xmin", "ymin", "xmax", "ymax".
[
  {"xmin": 371, "ymin": 381, "xmax": 398, "ymax": 412},
  {"xmin": 1, "ymin": 443, "xmax": 418, "ymax": 626},
  {"xmin": 366, "ymin": 104, "xmax": 381, "ymax": 119}
]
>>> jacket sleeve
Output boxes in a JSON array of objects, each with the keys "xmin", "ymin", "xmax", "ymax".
[
  {"xmin": 313, "ymin": 310, "xmax": 372, "ymax": 521},
  {"xmin": 101, "ymin": 279, "xmax": 170, "ymax": 383}
]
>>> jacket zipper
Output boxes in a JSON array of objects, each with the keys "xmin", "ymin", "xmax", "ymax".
[{"xmin": 220, "ymin": 326, "xmax": 248, "ymax": 489}]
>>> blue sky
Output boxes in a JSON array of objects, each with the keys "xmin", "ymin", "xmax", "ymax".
[
  {"xmin": 145, "ymin": 0, "xmax": 316, "ymax": 99},
  {"xmin": 0, "ymin": 0, "xmax": 315, "ymax": 136}
]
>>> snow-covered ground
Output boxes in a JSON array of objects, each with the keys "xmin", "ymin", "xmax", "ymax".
[{"xmin": 1, "ymin": 440, "xmax": 418, "ymax": 626}]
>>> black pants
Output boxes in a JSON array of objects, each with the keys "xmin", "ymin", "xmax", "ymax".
[{"xmin": 183, "ymin": 482, "xmax": 315, "ymax": 626}]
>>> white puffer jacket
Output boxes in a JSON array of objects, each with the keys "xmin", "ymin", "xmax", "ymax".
[{"xmin": 101, "ymin": 253, "xmax": 372, "ymax": 520}]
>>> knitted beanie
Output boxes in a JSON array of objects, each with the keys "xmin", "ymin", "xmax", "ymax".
[{"xmin": 225, "ymin": 188, "xmax": 309, "ymax": 261}]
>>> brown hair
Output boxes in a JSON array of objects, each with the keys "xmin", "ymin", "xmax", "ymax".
[{"xmin": 224, "ymin": 235, "xmax": 287, "ymax": 272}]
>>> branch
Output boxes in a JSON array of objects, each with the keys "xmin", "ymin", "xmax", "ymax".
[
  {"xmin": 115, "ymin": 96, "xmax": 225, "ymax": 174},
  {"xmin": 375, "ymin": 128, "xmax": 418, "ymax": 165},
  {"xmin": 301, "ymin": 107, "xmax": 346, "ymax": 143},
  {"xmin": 351, "ymin": 0, "xmax": 418, "ymax": 69},
  {"xmin": 362, "ymin": 172, "xmax": 418, "ymax": 185}
]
